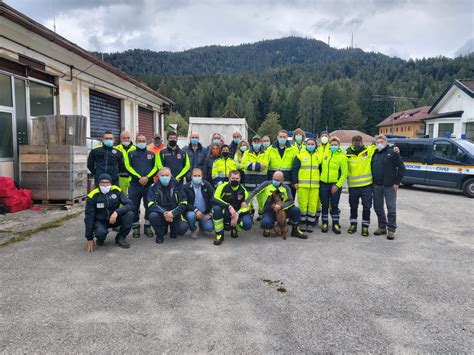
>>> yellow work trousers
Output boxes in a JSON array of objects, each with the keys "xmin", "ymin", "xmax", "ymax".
[{"xmin": 297, "ymin": 187, "xmax": 320, "ymax": 226}]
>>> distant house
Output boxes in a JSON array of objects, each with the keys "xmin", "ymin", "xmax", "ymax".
[
  {"xmin": 0, "ymin": 2, "xmax": 174, "ymax": 181},
  {"xmin": 423, "ymin": 79, "xmax": 474, "ymax": 141},
  {"xmin": 329, "ymin": 130, "xmax": 374, "ymax": 146},
  {"xmin": 377, "ymin": 106, "xmax": 431, "ymax": 138}
]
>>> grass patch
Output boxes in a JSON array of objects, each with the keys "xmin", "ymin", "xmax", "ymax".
[{"xmin": 0, "ymin": 210, "xmax": 83, "ymax": 247}]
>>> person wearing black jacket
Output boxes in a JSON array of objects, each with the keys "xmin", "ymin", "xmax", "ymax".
[
  {"xmin": 87, "ymin": 131, "xmax": 124, "ymax": 185},
  {"xmin": 84, "ymin": 173, "xmax": 134, "ymax": 252},
  {"xmin": 184, "ymin": 132, "xmax": 206, "ymax": 180},
  {"xmin": 183, "ymin": 168, "xmax": 215, "ymax": 239},
  {"xmin": 147, "ymin": 167, "xmax": 189, "ymax": 244},
  {"xmin": 371, "ymin": 135, "xmax": 406, "ymax": 240}
]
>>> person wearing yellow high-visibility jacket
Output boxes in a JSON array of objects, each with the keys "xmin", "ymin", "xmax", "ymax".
[
  {"xmin": 267, "ymin": 129, "xmax": 298, "ymax": 196},
  {"xmin": 292, "ymin": 138, "xmax": 322, "ymax": 233},
  {"xmin": 346, "ymin": 135, "xmax": 377, "ymax": 237},
  {"xmin": 114, "ymin": 131, "xmax": 135, "ymax": 195},
  {"xmin": 211, "ymin": 145, "xmax": 238, "ymax": 187},
  {"xmin": 314, "ymin": 130, "xmax": 331, "ymax": 225},
  {"xmin": 241, "ymin": 135, "xmax": 269, "ymax": 220},
  {"xmin": 319, "ymin": 136, "xmax": 348, "ymax": 234},
  {"xmin": 292, "ymin": 128, "xmax": 307, "ymax": 154}
]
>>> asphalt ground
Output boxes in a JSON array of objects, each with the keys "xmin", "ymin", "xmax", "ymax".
[{"xmin": 1, "ymin": 186, "xmax": 473, "ymax": 353}]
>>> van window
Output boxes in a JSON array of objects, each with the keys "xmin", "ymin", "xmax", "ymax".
[
  {"xmin": 396, "ymin": 142, "xmax": 427, "ymax": 162},
  {"xmin": 433, "ymin": 141, "xmax": 464, "ymax": 162}
]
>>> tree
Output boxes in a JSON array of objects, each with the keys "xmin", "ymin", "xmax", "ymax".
[
  {"xmin": 258, "ymin": 112, "xmax": 283, "ymax": 138},
  {"xmin": 342, "ymin": 100, "xmax": 367, "ymax": 131},
  {"xmin": 298, "ymin": 85, "xmax": 322, "ymax": 132},
  {"xmin": 164, "ymin": 112, "xmax": 188, "ymax": 136}
]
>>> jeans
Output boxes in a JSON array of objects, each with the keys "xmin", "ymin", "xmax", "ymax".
[
  {"xmin": 348, "ymin": 185, "xmax": 373, "ymax": 226},
  {"xmin": 185, "ymin": 211, "xmax": 214, "ymax": 232},
  {"xmin": 319, "ymin": 182, "xmax": 342, "ymax": 224},
  {"xmin": 212, "ymin": 205, "xmax": 253, "ymax": 233},
  {"xmin": 260, "ymin": 205, "xmax": 301, "ymax": 229},
  {"xmin": 128, "ymin": 183, "xmax": 151, "ymax": 227},
  {"xmin": 373, "ymin": 184, "xmax": 397, "ymax": 231},
  {"xmin": 93, "ymin": 210, "xmax": 134, "ymax": 241},
  {"xmin": 149, "ymin": 211, "xmax": 189, "ymax": 238}
]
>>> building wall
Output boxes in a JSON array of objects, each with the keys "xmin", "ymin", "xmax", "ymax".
[{"xmin": 378, "ymin": 122, "xmax": 425, "ymax": 138}]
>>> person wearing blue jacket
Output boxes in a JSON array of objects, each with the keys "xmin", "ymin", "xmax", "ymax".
[
  {"xmin": 147, "ymin": 167, "xmax": 189, "ymax": 244},
  {"xmin": 87, "ymin": 131, "xmax": 124, "ymax": 185}
]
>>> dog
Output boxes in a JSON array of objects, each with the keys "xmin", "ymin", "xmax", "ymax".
[{"xmin": 270, "ymin": 190, "xmax": 288, "ymax": 239}]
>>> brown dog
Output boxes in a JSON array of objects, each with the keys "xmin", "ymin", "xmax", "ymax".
[{"xmin": 270, "ymin": 190, "xmax": 288, "ymax": 239}]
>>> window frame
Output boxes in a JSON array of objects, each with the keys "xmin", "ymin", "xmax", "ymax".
[
  {"xmin": 0, "ymin": 74, "xmax": 15, "ymax": 161},
  {"xmin": 432, "ymin": 140, "xmax": 464, "ymax": 163}
]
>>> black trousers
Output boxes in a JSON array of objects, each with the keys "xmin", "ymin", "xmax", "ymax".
[
  {"xmin": 149, "ymin": 211, "xmax": 189, "ymax": 238},
  {"xmin": 93, "ymin": 210, "xmax": 134, "ymax": 241},
  {"xmin": 348, "ymin": 185, "xmax": 373, "ymax": 226}
]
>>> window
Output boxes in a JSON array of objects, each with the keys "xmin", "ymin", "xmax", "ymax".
[
  {"xmin": 466, "ymin": 122, "xmax": 474, "ymax": 142},
  {"xmin": 397, "ymin": 142, "xmax": 428, "ymax": 162},
  {"xmin": 428, "ymin": 124, "xmax": 434, "ymax": 138},
  {"xmin": 0, "ymin": 112, "xmax": 13, "ymax": 158},
  {"xmin": 29, "ymin": 81, "xmax": 54, "ymax": 116},
  {"xmin": 0, "ymin": 73, "xmax": 13, "ymax": 107},
  {"xmin": 433, "ymin": 141, "xmax": 464, "ymax": 162},
  {"xmin": 437, "ymin": 123, "xmax": 454, "ymax": 138}
]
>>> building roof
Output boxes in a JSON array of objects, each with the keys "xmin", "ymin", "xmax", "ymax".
[
  {"xmin": 329, "ymin": 130, "xmax": 374, "ymax": 144},
  {"xmin": 0, "ymin": 2, "xmax": 174, "ymax": 105},
  {"xmin": 428, "ymin": 79, "xmax": 474, "ymax": 114},
  {"xmin": 377, "ymin": 106, "xmax": 431, "ymax": 127}
]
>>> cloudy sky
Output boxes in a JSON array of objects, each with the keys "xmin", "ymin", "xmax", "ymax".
[{"xmin": 6, "ymin": 0, "xmax": 473, "ymax": 59}]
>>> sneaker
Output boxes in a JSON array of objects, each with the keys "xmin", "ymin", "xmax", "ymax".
[
  {"xmin": 96, "ymin": 239, "xmax": 105, "ymax": 246},
  {"xmin": 115, "ymin": 238, "xmax": 130, "ymax": 249},
  {"xmin": 213, "ymin": 233, "xmax": 224, "ymax": 245},
  {"xmin": 263, "ymin": 229, "xmax": 271, "ymax": 238},
  {"xmin": 361, "ymin": 226, "xmax": 369, "ymax": 237},
  {"xmin": 387, "ymin": 230, "xmax": 395, "ymax": 240},
  {"xmin": 332, "ymin": 224, "xmax": 341, "ymax": 235},
  {"xmin": 347, "ymin": 224, "xmax": 357, "ymax": 234},
  {"xmin": 230, "ymin": 227, "xmax": 239, "ymax": 238},
  {"xmin": 306, "ymin": 225, "xmax": 313, "ymax": 233},
  {"xmin": 189, "ymin": 229, "xmax": 198, "ymax": 239},
  {"xmin": 132, "ymin": 227, "xmax": 140, "ymax": 238},
  {"xmin": 374, "ymin": 228, "xmax": 387, "ymax": 236},
  {"xmin": 144, "ymin": 225, "xmax": 154, "ymax": 238},
  {"xmin": 321, "ymin": 223, "xmax": 329, "ymax": 233},
  {"xmin": 291, "ymin": 226, "xmax": 308, "ymax": 239},
  {"xmin": 155, "ymin": 235, "xmax": 164, "ymax": 244}
]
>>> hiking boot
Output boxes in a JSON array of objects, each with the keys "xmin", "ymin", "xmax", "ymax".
[
  {"xmin": 213, "ymin": 233, "xmax": 224, "ymax": 245},
  {"xmin": 132, "ymin": 226, "xmax": 140, "ymax": 238},
  {"xmin": 299, "ymin": 224, "xmax": 306, "ymax": 232},
  {"xmin": 306, "ymin": 224, "xmax": 313, "ymax": 233},
  {"xmin": 374, "ymin": 228, "xmax": 387, "ymax": 236},
  {"xmin": 257, "ymin": 214, "xmax": 262, "ymax": 222},
  {"xmin": 144, "ymin": 225, "xmax": 154, "ymax": 238},
  {"xmin": 362, "ymin": 225, "xmax": 369, "ymax": 237},
  {"xmin": 96, "ymin": 239, "xmax": 105, "ymax": 246},
  {"xmin": 115, "ymin": 238, "xmax": 130, "ymax": 249},
  {"xmin": 230, "ymin": 227, "xmax": 239, "ymax": 238},
  {"xmin": 189, "ymin": 229, "xmax": 198, "ymax": 239},
  {"xmin": 263, "ymin": 229, "xmax": 271, "ymax": 238},
  {"xmin": 332, "ymin": 224, "xmax": 341, "ymax": 235},
  {"xmin": 347, "ymin": 224, "xmax": 357, "ymax": 234},
  {"xmin": 387, "ymin": 230, "xmax": 395, "ymax": 240},
  {"xmin": 321, "ymin": 223, "xmax": 329, "ymax": 233},
  {"xmin": 291, "ymin": 226, "xmax": 308, "ymax": 239},
  {"xmin": 155, "ymin": 235, "xmax": 164, "ymax": 244}
]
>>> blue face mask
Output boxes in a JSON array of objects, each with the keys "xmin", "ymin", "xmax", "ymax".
[
  {"xmin": 240, "ymin": 146, "xmax": 248, "ymax": 152},
  {"xmin": 159, "ymin": 176, "xmax": 171, "ymax": 185},
  {"xmin": 233, "ymin": 138, "xmax": 241, "ymax": 145},
  {"xmin": 103, "ymin": 139, "xmax": 114, "ymax": 148},
  {"xmin": 213, "ymin": 139, "xmax": 221, "ymax": 145},
  {"xmin": 272, "ymin": 180, "xmax": 282, "ymax": 187},
  {"xmin": 252, "ymin": 143, "xmax": 261, "ymax": 151},
  {"xmin": 263, "ymin": 142, "xmax": 270, "ymax": 148},
  {"xmin": 330, "ymin": 146, "xmax": 339, "ymax": 153},
  {"xmin": 136, "ymin": 143, "xmax": 147, "ymax": 150},
  {"xmin": 191, "ymin": 138, "xmax": 199, "ymax": 145},
  {"xmin": 306, "ymin": 145, "xmax": 316, "ymax": 152},
  {"xmin": 295, "ymin": 135, "xmax": 303, "ymax": 143},
  {"xmin": 277, "ymin": 138, "xmax": 287, "ymax": 146},
  {"xmin": 192, "ymin": 177, "xmax": 202, "ymax": 185}
]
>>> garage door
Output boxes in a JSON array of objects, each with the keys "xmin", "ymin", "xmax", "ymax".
[
  {"xmin": 138, "ymin": 107, "xmax": 154, "ymax": 144},
  {"xmin": 89, "ymin": 90, "xmax": 121, "ymax": 140}
]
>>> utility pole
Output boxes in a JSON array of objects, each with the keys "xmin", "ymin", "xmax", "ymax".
[
  {"xmin": 328, "ymin": 36, "xmax": 330, "ymax": 47},
  {"xmin": 351, "ymin": 32, "xmax": 353, "ymax": 49}
]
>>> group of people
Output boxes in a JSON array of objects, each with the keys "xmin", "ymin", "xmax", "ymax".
[{"xmin": 84, "ymin": 128, "xmax": 405, "ymax": 253}]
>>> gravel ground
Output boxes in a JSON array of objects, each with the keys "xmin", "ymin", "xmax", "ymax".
[{"xmin": 1, "ymin": 186, "xmax": 473, "ymax": 353}]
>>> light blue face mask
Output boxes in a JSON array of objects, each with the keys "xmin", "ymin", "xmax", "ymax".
[
  {"xmin": 295, "ymin": 135, "xmax": 303, "ymax": 143},
  {"xmin": 213, "ymin": 139, "xmax": 221, "ymax": 145},
  {"xmin": 159, "ymin": 176, "xmax": 171, "ymax": 185},
  {"xmin": 278, "ymin": 138, "xmax": 287, "ymax": 146},
  {"xmin": 272, "ymin": 180, "xmax": 282, "ymax": 187},
  {"xmin": 240, "ymin": 146, "xmax": 248, "ymax": 152},
  {"xmin": 103, "ymin": 140, "xmax": 114, "ymax": 148},
  {"xmin": 192, "ymin": 177, "xmax": 202, "ymax": 185},
  {"xmin": 136, "ymin": 143, "xmax": 147, "ymax": 150},
  {"xmin": 263, "ymin": 142, "xmax": 270, "ymax": 148},
  {"xmin": 306, "ymin": 145, "xmax": 316, "ymax": 152},
  {"xmin": 191, "ymin": 138, "xmax": 199, "ymax": 145},
  {"xmin": 233, "ymin": 138, "xmax": 241, "ymax": 145},
  {"xmin": 252, "ymin": 143, "xmax": 261, "ymax": 151},
  {"xmin": 330, "ymin": 146, "xmax": 339, "ymax": 153}
]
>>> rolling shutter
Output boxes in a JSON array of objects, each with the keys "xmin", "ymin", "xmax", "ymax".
[
  {"xmin": 89, "ymin": 90, "xmax": 121, "ymax": 140},
  {"xmin": 138, "ymin": 107, "xmax": 154, "ymax": 144}
]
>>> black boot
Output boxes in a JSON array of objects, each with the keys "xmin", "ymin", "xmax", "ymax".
[
  {"xmin": 347, "ymin": 223, "xmax": 357, "ymax": 234},
  {"xmin": 230, "ymin": 227, "xmax": 239, "ymax": 238},
  {"xmin": 263, "ymin": 229, "xmax": 271, "ymax": 238},
  {"xmin": 155, "ymin": 234, "xmax": 164, "ymax": 244},
  {"xmin": 291, "ymin": 225, "xmax": 308, "ymax": 239},
  {"xmin": 306, "ymin": 223, "xmax": 313, "ymax": 233},
  {"xmin": 115, "ymin": 238, "xmax": 130, "ymax": 249},
  {"xmin": 213, "ymin": 233, "xmax": 224, "ymax": 245}
]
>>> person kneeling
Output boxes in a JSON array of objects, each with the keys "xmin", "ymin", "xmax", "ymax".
[
  {"xmin": 247, "ymin": 171, "xmax": 308, "ymax": 239},
  {"xmin": 84, "ymin": 173, "xmax": 134, "ymax": 252},
  {"xmin": 212, "ymin": 170, "xmax": 253, "ymax": 246},
  {"xmin": 147, "ymin": 167, "xmax": 189, "ymax": 243}
]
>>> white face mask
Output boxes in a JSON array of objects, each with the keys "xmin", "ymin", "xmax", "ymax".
[
  {"xmin": 122, "ymin": 141, "xmax": 131, "ymax": 147},
  {"xmin": 377, "ymin": 143, "xmax": 386, "ymax": 151},
  {"xmin": 321, "ymin": 136, "xmax": 329, "ymax": 144},
  {"xmin": 100, "ymin": 185, "xmax": 111, "ymax": 194}
]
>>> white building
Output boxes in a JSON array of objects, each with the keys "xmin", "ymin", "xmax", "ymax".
[
  {"xmin": 423, "ymin": 79, "xmax": 474, "ymax": 141},
  {"xmin": 0, "ymin": 2, "xmax": 174, "ymax": 181}
]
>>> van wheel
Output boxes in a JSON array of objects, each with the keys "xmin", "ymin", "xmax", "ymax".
[{"xmin": 462, "ymin": 179, "xmax": 474, "ymax": 198}]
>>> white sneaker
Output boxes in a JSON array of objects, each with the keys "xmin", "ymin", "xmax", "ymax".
[{"xmin": 189, "ymin": 229, "xmax": 198, "ymax": 239}]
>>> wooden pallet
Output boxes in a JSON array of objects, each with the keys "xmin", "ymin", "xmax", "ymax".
[{"xmin": 33, "ymin": 195, "xmax": 87, "ymax": 209}]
